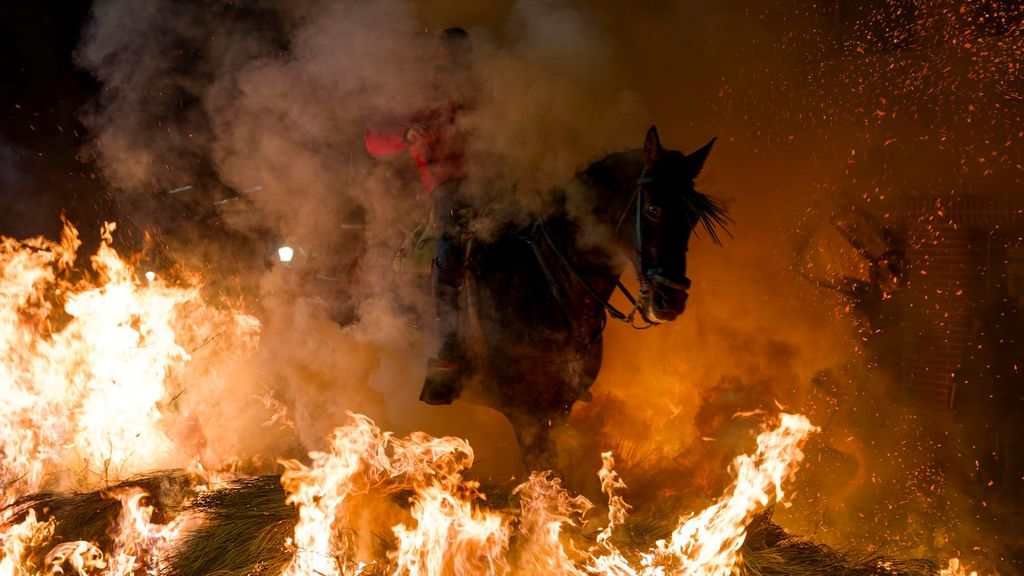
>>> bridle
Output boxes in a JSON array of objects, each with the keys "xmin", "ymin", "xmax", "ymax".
[
  {"xmin": 530, "ymin": 171, "xmax": 691, "ymax": 332},
  {"xmin": 616, "ymin": 171, "xmax": 693, "ymax": 325}
]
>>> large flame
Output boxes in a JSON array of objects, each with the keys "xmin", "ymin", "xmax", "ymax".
[
  {"xmin": 0, "ymin": 220, "xmax": 259, "ymax": 503},
  {"xmin": 278, "ymin": 412, "xmax": 817, "ymax": 576},
  {"xmin": 280, "ymin": 416, "xmax": 510, "ymax": 576},
  {"xmin": 0, "ymin": 221, "xmax": 255, "ymax": 576}
]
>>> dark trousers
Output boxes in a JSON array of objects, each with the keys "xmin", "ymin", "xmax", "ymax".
[{"xmin": 431, "ymin": 180, "xmax": 465, "ymax": 359}]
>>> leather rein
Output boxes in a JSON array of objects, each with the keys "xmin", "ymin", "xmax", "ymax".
[{"xmin": 528, "ymin": 172, "xmax": 686, "ymax": 331}]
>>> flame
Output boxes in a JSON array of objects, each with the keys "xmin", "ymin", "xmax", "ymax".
[
  {"xmin": 103, "ymin": 487, "xmax": 190, "ymax": 576},
  {"xmin": 387, "ymin": 432, "xmax": 509, "ymax": 576},
  {"xmin": 280, "ymin": 412, "xmax": 816, "ymax": 576},
  {"xmin": 391, "ymin": 484, "xmax": 509, "ymax": 576},
  {"xmin": 0, "ymin": 510, "xmax": 54, "ymax": 576},
  {"xmin": 636, "ymin": 413, "xmax": 817, "ymax": 575},
  {"xmin": 43, "ymin": 541, "xmax": 106, "ymax": 576},
  {"xmin": 280, "ymin": 415, "xmax": 510, "ymax": 576},
  {"xmin": 279, "ymin": 415, "xmax": 391, "ymax": 576},
  {"xmin": 0, "ymin": 220, "xmax": 260, "ymax": 503},
  {"xmin": 586, "ymin": 452, "xmax": 634, "ymax": 575},
  {"xmin": 512, "ymin": 473, "xmax": 590, "ymax": 576},
  {"xmin": 940, "ymin": 557, "xmax": 980, "ymax": 576},
  {"xmin": 0, "ymin": 487, "xmax": 190, "ymax": 576}
]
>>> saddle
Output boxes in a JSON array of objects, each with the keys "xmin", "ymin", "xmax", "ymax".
[
  {"xmin": 392, "ymin": 212, "xmax": 437, "ymax": 277},
  {"xmin": 393, "ymin": 211, "xmax": 479, "ymax": 278}
]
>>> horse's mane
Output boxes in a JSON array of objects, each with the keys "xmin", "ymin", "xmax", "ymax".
[
  {"xmin": 577, "ymin": 149, "xmax": 730, "ymax": 245},
  {"xmin": 682, "ymin": 185, "xmax": 730, "ymax": 246}
]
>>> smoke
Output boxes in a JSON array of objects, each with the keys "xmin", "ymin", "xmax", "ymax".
[
  {"xmin": 72, "ymin": 0, "xmax": 653, "ymax": 482},
  {"xmin": 72, "ymin": 0, "xmax": 1021, "ymax": 561}
]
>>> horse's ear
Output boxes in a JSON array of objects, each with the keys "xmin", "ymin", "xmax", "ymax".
[
  {"xmin": 687, "ymin": 136, "xmax": 716, "ymax": 177},
  {"xmin": 643, "ymin": 125, "xmax": 662, "ymax": 168}
]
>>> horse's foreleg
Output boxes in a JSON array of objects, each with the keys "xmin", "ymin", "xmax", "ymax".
[
  {"xmin": 578, "ymin": 335, "xmax": 603, "ymax": 402},
  {"xmin": 508, "ymin": 411, "xmax": 571, "ymax": 472}
]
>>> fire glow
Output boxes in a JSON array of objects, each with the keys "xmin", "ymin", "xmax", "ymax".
[
  {"xmin": 0, "ymin": 220, "xmax": 189, "ymax": 501},
  {"xmin": 0, "ymin": 221, "xmax": 260, "ymax": 503},
  {"xmin": 0, "ymin": 221, "xmax": 929, "ymax": 575}
]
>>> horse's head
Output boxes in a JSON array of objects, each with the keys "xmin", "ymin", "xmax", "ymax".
[{"xmin": 624, "ymin": 125, "xmax": 727, "ymax": 324}]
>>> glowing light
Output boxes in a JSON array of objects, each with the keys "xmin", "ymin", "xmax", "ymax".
[
  {"xmin": 278, "ymin": 245, "xmax": 295, "ymax": 263},
  {"xmin": 145, "ymin": 270, "xmax": 156, "ymax": 282}
]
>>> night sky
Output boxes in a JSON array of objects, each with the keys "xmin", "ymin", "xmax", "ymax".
[{"xmin": 0, "ymin": 2, "xmax": 107, "ymax": 242}]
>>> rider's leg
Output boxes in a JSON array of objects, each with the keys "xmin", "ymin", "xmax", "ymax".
[
  {"xmin": 431, "ymin": 180, "xmax": 465, "ymax": 364},
  {"xmin": 421, "ymin": 181, "xmax": 465, "ymax": 405}
]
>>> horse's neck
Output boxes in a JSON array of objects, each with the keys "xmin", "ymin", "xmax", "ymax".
[
  {"xmin": 553, "ymin": 149, "xmax": 643, "ymax": 297},
  {"xmin": 577, "ymin": 148, "xmax": 643, "ymax": 257}
]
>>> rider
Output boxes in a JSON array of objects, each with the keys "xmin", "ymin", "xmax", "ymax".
[{"xmin": 364, "ymin": 27, "xmax": 477, "ymax": 402}]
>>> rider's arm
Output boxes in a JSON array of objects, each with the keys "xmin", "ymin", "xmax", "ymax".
[
  {"xmin": 365, "ymin": 106, "xmax": 457, "ymax": 156},
  {"xmin": 364, "ymin": 117, "xmax": 414, "ymax": 156}
]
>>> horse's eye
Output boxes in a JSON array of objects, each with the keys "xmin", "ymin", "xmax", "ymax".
[{"xmin": 645, "ymin": 204, "xmax": 662, "ymax": 221}]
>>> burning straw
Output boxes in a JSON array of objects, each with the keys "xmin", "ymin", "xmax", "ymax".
[
  {"xmin": 0, "ymin": 222, "xmax": 940, "ymax": 575},
  {"xmin": 0, "ymin": 411, "xmax": 938, "ymax": 576}
]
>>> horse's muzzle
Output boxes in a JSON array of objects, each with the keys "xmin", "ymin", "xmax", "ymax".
[{"xmin": 643, "ymin": 277, "xmax": 690, "ymax": 323}]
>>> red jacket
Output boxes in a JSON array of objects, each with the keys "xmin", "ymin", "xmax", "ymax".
[{"xmin": 364, "ymin": 105, "xmax": 466, "ymax": 197}]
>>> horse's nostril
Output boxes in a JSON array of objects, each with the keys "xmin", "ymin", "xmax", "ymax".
[{"xmin": 655, "ymin": 292, "xmax": 670, "ymax": 312}]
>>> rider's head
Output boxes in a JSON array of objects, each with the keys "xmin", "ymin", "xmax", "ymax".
[
  {"xmin": 435, "ymin": 27, "xmax": 472, "ymax": 71},
  {"xmin": 432, "ymin": 27, "xmax": 476, "ymax": 107}
]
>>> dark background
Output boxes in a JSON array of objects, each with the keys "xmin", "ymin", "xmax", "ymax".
[{"xmin": 0, "ymin": 2, "xmax": 107, "ymax": 243}]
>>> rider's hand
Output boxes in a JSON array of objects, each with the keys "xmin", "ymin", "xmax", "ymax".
[{"xmin": 405, "ymin": 122, "xmax": 433, "ymax": 144}]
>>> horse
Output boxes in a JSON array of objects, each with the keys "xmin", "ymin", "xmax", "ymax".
[{"xmin": 425, "ymin": 125, "xmax": 728, "ymax": 467}]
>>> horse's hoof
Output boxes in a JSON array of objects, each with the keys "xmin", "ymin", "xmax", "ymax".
[{"xmin": 420, "ymin": 359, "xmax": 462, "ymax": 405}]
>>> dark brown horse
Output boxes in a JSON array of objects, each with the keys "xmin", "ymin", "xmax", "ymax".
[{"xmin": 440, "ymin": 126, "xmax": 728, "ymax": 466}]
